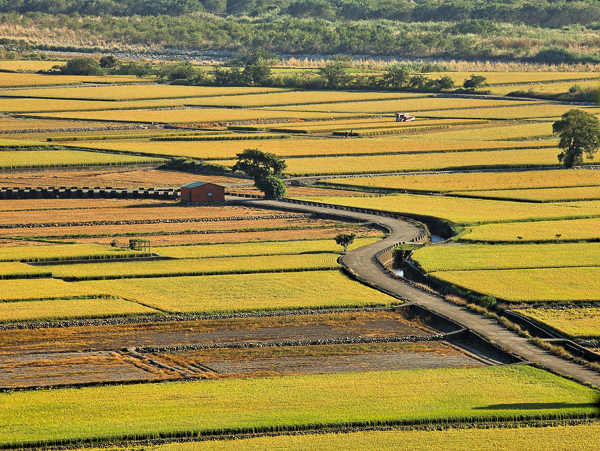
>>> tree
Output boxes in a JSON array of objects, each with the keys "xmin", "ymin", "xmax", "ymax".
[
  {"xmin": 553, "ymin": 109, "xmax": 600, "ymax": 168},
  {"xmin": 232, "ymin": 149, "xmax": 287, "ymax": 199},
  {"xmin": 60, "ymin": 57, "xmax": 104, "ymax": 76},
  {"xmin": 379, "ymin": 65, "xmax": 410, "ymax": 89},
  {"xmin": 318, "ymin": 62, "xmax": 351, "ymax": 88},
  {"xmin": 99, "ymin": 55, "xmax": 118, "ymax": 69},
  {"xmin": 463, "ymin": 74, "xmax": 487, "ymax": 89},
  {"xmin": 242, "ymin": 64, "xmax": 272, "ymax": 86},
  {"xmin": 335, "ymin": 233, "xmax": 356, "ymax": 252}
]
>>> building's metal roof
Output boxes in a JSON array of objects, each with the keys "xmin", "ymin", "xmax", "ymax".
[{"xmin": 182, "ymin": 181, "xmax": 214, "ymax": 189}]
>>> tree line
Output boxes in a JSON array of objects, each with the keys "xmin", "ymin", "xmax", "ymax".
[{"xmin": 4, "ymin": 0, "xmax": 600, "ymax": 27}]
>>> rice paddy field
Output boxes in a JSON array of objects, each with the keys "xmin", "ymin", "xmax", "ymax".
[
  {"xmin": 1, "ymin": 68, "xmax": 600, "ymax": 450},
  {"xmin": 2, "ymin": 365, "xmax": 596, "ymax": 447},
  {"xmin": 519, "ymin": 308, "xmax": 600, "ymax": 339}
]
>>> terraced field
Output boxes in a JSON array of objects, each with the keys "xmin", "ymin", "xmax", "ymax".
[{"xmin": 1, "ymin": 69, "xmax": 599, "ymax": 450}]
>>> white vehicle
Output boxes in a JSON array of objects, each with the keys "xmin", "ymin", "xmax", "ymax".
[{"xmin": 395, "ymin": 113, "xmax": 415, "ymax": 122}]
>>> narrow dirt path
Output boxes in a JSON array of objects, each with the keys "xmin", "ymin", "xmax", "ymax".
[{"xmin": 242, "ymin": 197, "xmax": 600, "ymax": 387}]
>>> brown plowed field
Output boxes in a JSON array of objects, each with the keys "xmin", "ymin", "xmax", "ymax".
[
  {"xmin": 0, "ymin": 170, "xmax": 245, "ymax": 189},
  {"xmin": 0, "ymin": 198, "xmax": 164, "ymax": 212}
]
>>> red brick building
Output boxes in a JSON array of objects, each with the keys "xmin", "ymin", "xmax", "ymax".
[{"xmin": 180, "ymin": 181, "xmax": 225, "ymax": 203}]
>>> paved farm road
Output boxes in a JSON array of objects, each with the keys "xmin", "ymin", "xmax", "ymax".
[{"xmin": 241, "ymin": 196, "xmax": 600, "ymax": 387}]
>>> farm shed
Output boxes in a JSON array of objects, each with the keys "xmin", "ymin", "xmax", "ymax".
[{"xmin": 180, "ymin": 181, "xmax": 225, "ymax": 203}]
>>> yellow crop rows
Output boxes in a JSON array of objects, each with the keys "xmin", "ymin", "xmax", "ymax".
[
  {"xmin": 2, "ymin": 85, "xmax": 289, "ymax": 101},
  {"xmin": 69, "ymin": 137, "xmax": 550, "ymax": 160},
  {"xmin": 425, "ymin": 71, "xmax": 600, "ymax": 85},
  {"xmin": 463, "ymin": 217, "xmax": 600, "ymax": 243},
  {"xmin": 453, "ymin": 185, "xmax": 600, "ymax": 202},
  {"xmin": 301, "ymin": 193, "xmax": 600, "ymax": 225},
  {"xmin": 411, "ymin": 242, "xmax": 600, "ymax": 273},
  {"xmin": 244, "ymin": 147, "xmax": 560, "ymax": 176},
  {"xmin": 432, "ymin": 267, "xmax": 600, "ymax": 303},
  {"xmin": 0, "ymin": 297, "xmax": 158, "ymax": 323},
  {"xmin": 270, "ymin": 98, "xmax": 536, "ymax": 114},
  {"xmin": 519, "ymin": 308, "xmax": 600, "ymax": 339},
  {"xmin": 423, "ymin": 104, "xmax": 598, "ymax": 120},
  {"xmin": 0, "ymin": 278, "xmax": 105, "ymax": 302},
  {"xmin": 47, "ymin": 253, "xmax": 340, "ymax": 280},
  {"xmin": 39, "ymin": 108, "xmax": 361, "ymax": 124},
  {"xmin": 0, "ymin": 72, "xmax": 145, "ymax": 87},
  {"xmin": 77, "ymin": 270, "xmax": 397, "ymax": 314},
  {"xmin": 0, "ymin": 150, "xmax": 164, "ymax": 169},
  {"xmin": 0, "ymin": 244, "xmax": 150, "ymax": 262},
  {"xmin": 326, "ymin": 170, "xmax": 600, "ymax": 193},
  {"xmin": 488, "ymin": 80, "xmax": 600, "ymax": 96}
]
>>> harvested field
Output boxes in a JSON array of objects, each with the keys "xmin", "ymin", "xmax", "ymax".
[
  {"xmin": 0, "ymin": 169, "xmax": 245, "ymax": 188},
  {"xmin": 0, "ymin": 297, "xmax": 158, "ymax": 323},
  {"xmin": 411, "ymin": 242, "xmax": 600, "ymax": 272},
  {"xmin": 303, "ymin": 194, "xmax": 600, "ymax": 225},
  {"xmin": 0, "ymin": 350, "xmax": 176, "ymax": 388},
  {"xmin": 432, "ymin": 267, "xmax": 600, "ymax": 303},
  {"xmin": 0, "ymin": 204, "xmax": 306, "ymax": 225},
  {"xmin": 0, "ymin": 116, "xmax": 120, "ymax": 131},
  {"xmin": 0, "ymin": 97, "xmax": 194, "ymax": 114},
  {"xmin": 452, "ymin": 185, "xmax": 600, "ymax": 202},
  {"xmin": 0, "ymin": 149, "xmax": 164, "ymax": 169},
  {"xmin": 1, "ymin": 366, "xmax": 596, "ymax": 447},
  {"xmin": 72, "ymin": 224, "xmax": 382, "ymax": 246},
  {"xmin": 463, "ymin": 217, "xmax": 600, "ymax": 243},
  {"xmin": 38, "ymin": 108, "xmax": 362, "ymax": 124},
  {"xmin": 519, "ymin": 307, "xmax": 600, "ymax": 339},
  {"xmin": 325, "ymin": 170, "xmax": 600, "ymax": 193},
  {"xmin": 77, "ymin": 270, "xmax": 398, "ymax": 314},
  {"xmin": 0, "ymin": 311, "xmax": 435, "ymax": 353},
  {"xmin": 227, "ymin": 185, "xmax": 359, "ymax": 197},
  {"xmin": 160, "ymin": 341, "xmax": 484, "ymax": 378},
  {"xmin": 274, "ymin": 118, "xmax": 479, "ymax": 133},
  {"xmin": 0, "ymin": 217, "xmax": 341, "ymax": 239},
  {"xmin": 102, "ymin": 422, "xmax": 600, "ymax": 451},
  {"xmin": 67, "ymin": 136, "xmax": 550, "ymax": 160},
  {"xmin": 0, "ymin": 198, "xmax": 167, "ymax": 212}
]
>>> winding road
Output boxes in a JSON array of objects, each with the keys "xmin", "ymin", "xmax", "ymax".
[{"xmin": 238, "ymin": 196, "xmax": 600, "ymax": 387}]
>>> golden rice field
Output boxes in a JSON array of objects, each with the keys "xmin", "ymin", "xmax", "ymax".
[
  {"xmin": 244, "ymin": 147, "xmax": 561, "ymax": 176},
  {"xmin": 39, "ymin": 108, "xmax": 361, "ymax": 124},
  {"xmin": 326, "ymin": 170, "xmax": 600, "ymax": 193},
  {"xmin": 463, "ymin": 217, "xmax": 600, "ymax": 243},
  {"xmin": 0, "ymin": 262, "xmax": 49, "ymax": 278},
  {"xmin": 153, "ymin": 237, "xmax": 379, "ymax": 258},
  {"xmin": 1, "ymin": 365, "xmax": 595, "ymax": 447},
  {"xmin": 77, "ymin": 270, "xmax": 397, "ymax": 314},
  {"xmin": 98, "ymin": 423, "xmax": 600, "ymax": 451},
  {"xmin": 270, "ymin": 98, "xmax": 536, "ymax": 114},
  {"xmin": 0, "ymin": 150, "xmax": 164, "ymax": 169},
  {"xmin": 184, "ymin": 91, "xmax": 426, "ymax": 107},
  {"xmin": 425, "ymin": 71, "xmax": 600, "ymax": 85},
  {"xmin": 0, "ymin": 97, "xmax": 193, "ymax": 114},
  {"xmin": 519, "ymin": 308, "xmax": 600, "ymax": 339},
  {"xmin": 488, "ymin": 79, "xmax": 600, "ymax": 96},
  {"xmin": 0, "ymin": 198, "xmax": 162, "ymax": 212},
  {"xmin": 423, "ymin": 104, "xmax": 598, "ymax": 120},
  {"xmin": 0, "ymin": 244, "xmax": 149, "ymax": 262},
  {"xmin": 0, "ymin": 72, "xmax": 146, "ymax": 87},
  {"xmin": 453, "ymin": 185, "xmax": 600, "ymax": 202},
  {"xmin": 0, "ymin": 60, "xmax": 65, "ymax": 71},
  {"xmin": 47, "ymin": 253, "xmax": 340, "ymax": 280},
  {"xmin": 0, "ymin": 297, "xmax": 158, "ymax": 323},
  {"xmin": 301, "ymin": 193, "xmax": 600, "ymax": 225},
  {"xmin": 432, "ymin": 266, "xmax": 600, "ymax": 303},
  {"xmin": 69, "ymin": 136, "xmax": 551, "ymax": 160},
  {"xmin": 275, "ymin": 118, "xmax": 482, "ymax": 133},
  {"xmin": 0, "ymin": 278, "xmax": 104, "ymax": 302},
  {"xmin": 414, "ymin": 122, "xmax": 555, "ymax": 141},
  {"xmin": 2, "ymin": 85, "xmax": 289, "ymax": 101},
  {"xmin": 411, "ymin": 242, "xmax": 600, "ymax": 272}
]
